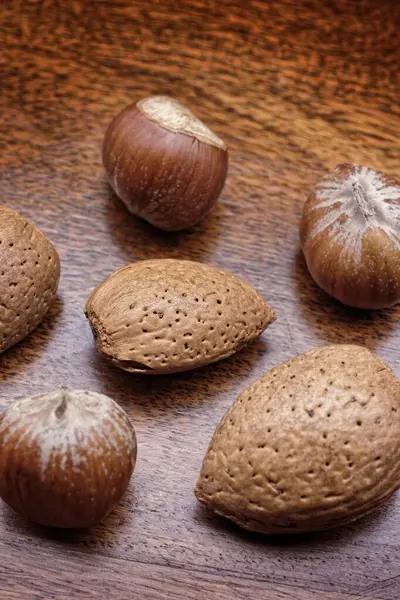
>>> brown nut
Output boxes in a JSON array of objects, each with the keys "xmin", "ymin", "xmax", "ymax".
[
  {"xmin": 102, "ymin": 95, "xmax": 228, "ymax": 231},
  {"xmin": 0, "ymin": 206, "xmax": 60, "ymax": 352},
  {"xmin": 85, "ymin": 259, "xmax": 275, "ymax": 374},
  {"xmin": 300, "ymin": 163, "xmax": 400, "ymax": 309},
  {"xmin": 0, "ymin": 389, "xmax": 137, "ymax": 528},
  {"xmin": 195, "ymin": 345, "xmax": 400, "ymax": 534}
]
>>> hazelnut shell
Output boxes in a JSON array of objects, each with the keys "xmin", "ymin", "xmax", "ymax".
[
  {"xmin": 0, "ymin": 389, "xmax": 137, "ymax": 528},
  {"xmin": 102, "ymin": 95, "xmax": 228, "ymax": 231},
  {"xmin": 300, "ymin": 163, "xmax": 400, "ymax": 309}
]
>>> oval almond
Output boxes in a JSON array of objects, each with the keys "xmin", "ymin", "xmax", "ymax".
[
  {"xmin": 85, "ymin": 259, "xmax": 275, "ymax": 374},
  {"xmin": 195, "ymin": 345, "xmax": 400, "ymax": 533},
  {"xmin": 0, "ymin": 206, "xmax": 60, "ymax": 353}
]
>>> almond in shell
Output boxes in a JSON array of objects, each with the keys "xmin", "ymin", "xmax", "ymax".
[
  {"xmin": 195, "ymin": 345, "xmax": 400, "ymax": 533},
  {"xmin": 85, "ymin": 259, "xmax": 275, "ymax": 374},
  {"xmin": 0, "ymin": 206, "xmax": 60, "ymax": 353}
]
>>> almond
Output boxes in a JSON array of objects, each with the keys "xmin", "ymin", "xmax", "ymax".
[
  {"xmin": 0, "ymin": 206, "xmax": 60, "ymax": 353},
  {"xmin": 195, "ymin": 345, "xmax": 400, "ymax": 533},
  {"xmin": 85, "ymin": 259, "xmax": 275, "ymax": 374}
]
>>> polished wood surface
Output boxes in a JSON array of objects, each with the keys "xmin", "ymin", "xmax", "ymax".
[{"xmin": 1, "ymin": 0, "xmax": 400, "ymax": 598}]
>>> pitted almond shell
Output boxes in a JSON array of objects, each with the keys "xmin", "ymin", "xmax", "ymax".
[
  {"xmin": 0, "ymin": 206, "xmax": 60, "ymax": 353},
  {"xmin": 195, "ymin": 345, "xmax": 400, "ymax": 533},
  {"xmin": 85, "ymin": 259, "xmax": 275, "ymax": 374}
]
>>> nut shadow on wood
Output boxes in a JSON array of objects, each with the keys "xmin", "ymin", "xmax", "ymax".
[
  {"xmin": 89, "ymin": 337, "xmax": 270, "ymax": 416},
  {"xmin": 293, "ymin": 250, "xmax": 400, "ymax": 349},
  {"xmin": 0, "ymin": 296, "xmax": 64, "ymax": 385},
  {"xmin": 0, "ymin": 482, "xmax": 137, "ymax": 548},
  {"xmin": 194, "ymin": 493, "xmax": 397, "ymax": 548},
  {"xmin": 103, "ymin": 183, "xmax": 226, "ymax": 263}
]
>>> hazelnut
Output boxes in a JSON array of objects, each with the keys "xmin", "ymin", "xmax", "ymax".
[
  {"xmin": 0, "ymin": 389, "xmax": 137, "ymax": 528},
  {"xmin": 102, "ymin": 95, "xmax": 228, "ymax": 231},
  {"xmin": 300, "ymin": 163, "xmax": 400, "ymax": 309}
]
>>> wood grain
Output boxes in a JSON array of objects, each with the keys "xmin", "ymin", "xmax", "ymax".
[{"xmin": 1, "ymin": 0, "xmax": 400, "ymax": 598}]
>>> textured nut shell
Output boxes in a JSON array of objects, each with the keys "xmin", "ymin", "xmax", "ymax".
[
  {"xmin": 85, "ymin": 259, "xmax": 275, "ymax": 374},
  {"xmin": 102, "ymin": 99, "xmax": 228, "ymax": 231},
  {"xmin": 300, "ymin": 164, "xmax": 400, "ymax": 309},
  {"xmin": 0, "ymin": 389, "xmax": 136, "ymax": 528},
  {"xmin": 195, "ymin": 345, "xmax": 400, "ymax": 534},
  {"xmin": 0, "ymin": 206, "xmax": 60, "ymax": 351}
]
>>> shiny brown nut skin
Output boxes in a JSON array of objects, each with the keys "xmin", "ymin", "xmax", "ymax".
[
  {"xmin": 300, "ymin": 163, "xmax": 400, "ymax": 309},
  {"xmin": 196, "ymin": 345, "xmax": 400, "ymax": 534},
  {"xmin": 0, "ymin": 390, "xmax": 137, "ymax": 528},
  {"xmin": 85, "ymin": 259, "xmax": 276, "ymax": 374},
  {"xmin": 0, "ymin": 206, "xmax": 60, "ymax": 352},
  {"xmin": 102, "ymin": 95, "xmax": 228, "ymax": 231}
]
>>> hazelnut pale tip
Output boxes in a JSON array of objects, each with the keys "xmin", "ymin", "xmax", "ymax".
[{"xmin": 136, "ymin": 95, "xmax": 227, "ymax": 150}]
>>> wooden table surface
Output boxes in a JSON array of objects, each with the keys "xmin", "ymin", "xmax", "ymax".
[{"xmin": 1, "ymin": 0, "xmax": 400, "ymax": 598}]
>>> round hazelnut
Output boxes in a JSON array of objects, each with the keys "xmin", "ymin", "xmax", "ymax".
[
  {"xmin": 300, "ymin": 163, "xmax": 400, "ymax": 309},
  {"xmin": 102, "ymin": 95, "xmax": 228, "ymax": 231},
  {"xmin": 0, "ymin": 389, "xmax": 137, "ymax": 528}
]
